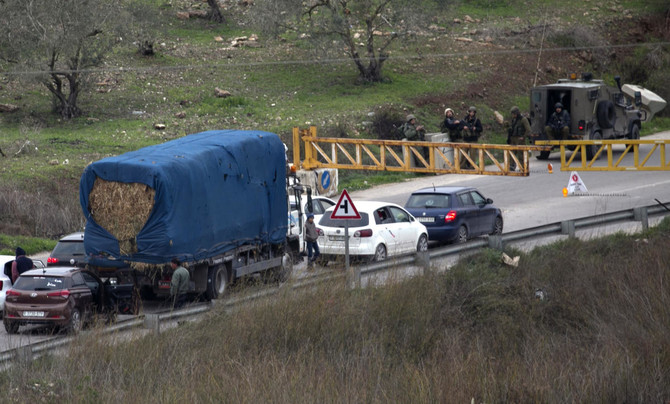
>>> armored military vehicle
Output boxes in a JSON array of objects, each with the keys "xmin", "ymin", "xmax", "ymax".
[{"xmin": 529, "ymin": 73, "xmax": 666, "ymax": 160}]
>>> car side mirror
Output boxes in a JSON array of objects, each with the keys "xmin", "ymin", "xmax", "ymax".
[{"xmin": 486, "ymin": 198, "xmax": 493, "ymax": 204}]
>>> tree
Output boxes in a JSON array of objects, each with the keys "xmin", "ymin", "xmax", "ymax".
[
  {"xmin": 206, "ymin": 0, "xmax": 225, "ymax": 23},
  {"xmin": 253, "ymin": 0, "xmax": 420, "ymax": 83},
  {"xmin": 0, "ymin": 0, "xmax": 131, "ymax": 119}
]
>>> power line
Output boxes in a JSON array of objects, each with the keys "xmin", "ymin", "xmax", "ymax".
[{"xmin": 1, "ymin": 41, "xmax": 668, "ymax": 77}]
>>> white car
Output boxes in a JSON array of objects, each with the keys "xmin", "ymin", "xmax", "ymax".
[
  {"xmin": 289, "ymin": 195, "xmax": 336, "ymax": 227},
  {"xmin": 1, "ymin": 255, "xmax": 16, "ymax": 313},
  {"xmin": 317, "ymin": 200, "xmax": 429, "ymax": 263}
]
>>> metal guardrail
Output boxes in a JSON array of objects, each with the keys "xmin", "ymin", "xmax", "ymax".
[{"xmin": 2, "ymin": 200, "xmax": 668, "ymax": 367}]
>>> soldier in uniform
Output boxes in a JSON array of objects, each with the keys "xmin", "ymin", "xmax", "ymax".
[
  {"xmin": 401, "ymin": 114, "xmax": 427, "ymax": 167},
  {"xmin": 440, "ymin": 108, "xmax": 465, "ymax": 169},
  {"xmin": 461, "ymin": 106, "xmax": 483, "ymax": 169},
  {"xmin": 508, "ymin": 106, "xmax": 531, "ymax": 171},
  {"xmin": 545, "ymin": 102, "xmax": 571, "ymax": 140}
]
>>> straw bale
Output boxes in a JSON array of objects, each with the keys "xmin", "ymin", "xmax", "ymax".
[{"xmin": 89, "ymin": 178, "xmax": 155, "ymax": 255}]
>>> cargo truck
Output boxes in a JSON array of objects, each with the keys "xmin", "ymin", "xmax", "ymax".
[{"xmin": 79, "ymin": 130, "xmax": 307, "ymax": 302}]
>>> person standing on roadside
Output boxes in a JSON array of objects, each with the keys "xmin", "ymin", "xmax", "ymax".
[
  {"xmin": 11, "ymin": 247, "xmax": 33, "ymax": 283},
  {"xmin": 304, "ymin": 213, "xmax": 320, "ymax": 269},
  {"xmin": 461, "ymin": 106, "xmax": 483, "ymax": 169},
  {"xmin": 507, "ymin": 106, "xmax": 531, "ymax": 171},
  {"xmin": 401, "ymin": 114, "xmax": 428, "ymax": 167},
  {"xmin": 440, "ymin": 107, "xmax": 466, "ymax": 169},
  {"xmin": 170, "ymin": 258, "xmax": 190, "ymax": 309}
]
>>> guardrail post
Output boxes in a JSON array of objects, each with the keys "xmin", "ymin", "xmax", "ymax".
[
  {"xmin": 348, "ymin": 266, "xmax": 361, "ymax": 289},
  {"xmin": 144, "ymin": 313, "xmax": 161, "ymax": 335},
  {"xmin": 15, "ymin": 346, "xmax": 33, "ymax": 364},
  {"xmin": 633, "ymin": 207, "xmax": 649, "ymax": 231},
  {"xmin": 561, "ymin": 220, "xmax": 576, "ymax": 238},
  {"xmin": 416, "ymin": 251, "xmax": 430, "ymax": 274},
  {"xmin": 488, "ymin": 235, "xmax": 503, "ymax": 250}
]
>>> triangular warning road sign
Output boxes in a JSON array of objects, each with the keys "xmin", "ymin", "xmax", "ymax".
[
  {"xmin": 566, "ymin": 171, "xmax": 588, "ymax": 195},
  {"xmin": 331, "ymin": 189, "xmax": 361, "ymax": 219}
]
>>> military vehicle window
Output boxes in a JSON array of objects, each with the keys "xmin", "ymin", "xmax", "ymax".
[
  {"xmin": 588, "ymin": 89, "xmax": 599, "ymax": 100},
  {"xmin": 532, "ymin": 91, "xmax": 542, "ymax": 102}
]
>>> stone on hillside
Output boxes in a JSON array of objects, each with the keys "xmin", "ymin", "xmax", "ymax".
[{"xmin": 215, "ymin": 88, "xmax": 232, "ymax": 98}]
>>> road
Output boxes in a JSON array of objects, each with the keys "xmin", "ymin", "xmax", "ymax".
[{"xmin": 350, "ymin": 132, "xmax": 670, "ymax": 233}]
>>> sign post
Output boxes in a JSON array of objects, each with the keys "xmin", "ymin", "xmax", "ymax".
[{"xmin": 330, "ymin": 189, "xmax": 361, "ymax": 285}]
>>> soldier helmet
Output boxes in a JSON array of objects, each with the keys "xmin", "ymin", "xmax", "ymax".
[
  {"xmin": 468, "ymin": 106, "xmax": 477, "ymax": 113},
  {"xmin": 510, "ymin": 106, "xmax": 520, "ymax": 115},
  {"xmin": 554, "ymin": 102, "xmax": 563, "ymax": 109},
  {"xmin": 406, "ymin": 114, "xmax": 416, "ymax": 122},
  {"xmin": 444, "ymin": 108, "xmax": 453, "ymax": 116}
]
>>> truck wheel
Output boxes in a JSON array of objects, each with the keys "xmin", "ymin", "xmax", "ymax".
[
  {"xmin": 206, "ymin": 266, "xmax": 228, "ymax": 300},
  {"xmin": 586, "ymin": 131, "xmax": 603, "ymax": 160},
  {"xmin": 628, "ymin": 124, "xmax": 640, "ymax": 140},
  {"xmin": 596, "ymin": 101, "xmax": 615, "ymax": 129}
]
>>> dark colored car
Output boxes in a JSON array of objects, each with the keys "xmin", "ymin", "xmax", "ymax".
[
  {"xmin": 404, "ymin": 186, "xmax": 503, "ymax": 244},
  {"xmin": 3, "ymin": 266, "xmax": 126, "ymax": 334},
  {"xmin": 48, "ymin": 232, "xmax": 86, "ymax": 266}
]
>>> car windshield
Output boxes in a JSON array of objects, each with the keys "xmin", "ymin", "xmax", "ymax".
[
  {"xmin": 52, "ymin": 241, "xmax": 85, "ymax": 256},
  {"xmin": 405, "ymin": 194, "xmax": 450, "ymax": 209},
  {"xmin": 318, "ymin": 212, "xmax": 370, "ymax": 227},
  {"xmin": 13, "ymin": 276, "xmax": 69, "ymax": 291}
]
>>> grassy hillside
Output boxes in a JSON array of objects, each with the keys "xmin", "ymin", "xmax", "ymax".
[
  {"xmin": 3, "ymin": 217, "xmax": 669, "ymax": 402},
  {"xmin": 0, "ymin": 0, "xmax": 669, "ymax": 240}
]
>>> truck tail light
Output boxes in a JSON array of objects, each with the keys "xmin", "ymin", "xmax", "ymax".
[
  {"xmin": 354, "ymin": 229, "xmax": 373, "ymax": 238},
  {"xmin": 445, "ymin": 211, "xmax": 457, "ymax": 223},
  {"xmin": 47, "ymin": 257, "xmax": 59, "ymax": 264}
]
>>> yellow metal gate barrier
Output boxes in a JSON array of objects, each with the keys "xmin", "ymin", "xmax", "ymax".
[
  {"xmin": 293, "ymin": 126, "xmax": 549, "ymax": 176},
  {"xmin": 535, "ymin": 139, "xmax": 670, "ymax": 171}
]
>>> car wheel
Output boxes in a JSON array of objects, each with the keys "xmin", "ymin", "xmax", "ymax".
[
  {"xmin": 455, "ymin": 225, "xmax": 468, "ymax": 244},
  {"xmin": 491, "ymin": 216, "xmax": 503, "ymax": 235},
  {"xmin": 68, "ymin": 308, "xmax": 83, "ymax": 334},
  {"xmin": 4, "ymin": 320, "xmax": 19, "ymax": 334},
  {"xmin": 416, "ymin": 234, "xmax": 428, "ymax": 252},
  {"xmin": 373, "ymin": 244, "xmax": 387, "ymax": 262}
]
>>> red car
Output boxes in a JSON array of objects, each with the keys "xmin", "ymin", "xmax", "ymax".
[{"xmin": 3, "ymin": 266, "xmax": 116, "ymax": 334}]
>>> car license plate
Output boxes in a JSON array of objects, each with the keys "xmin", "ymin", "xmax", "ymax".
[
  {"xmin": 329, "ymin": 235, "xmax": 346, "ymax": 241},
  {"xmin": 417, "ymin": 217, "xmax": 435, "ymax": 223},
  {"xmin": 23, "ymin": 311, "xmax": 45, "ymax": 317},
  {"xmin": 158, "ymin": 280, "xmax": 171, "ymax": 289}
]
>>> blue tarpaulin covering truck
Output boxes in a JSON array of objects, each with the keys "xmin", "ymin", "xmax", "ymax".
[{"xmin": 79, "ymin": 130, "xmax": 305, "ymax": 301}]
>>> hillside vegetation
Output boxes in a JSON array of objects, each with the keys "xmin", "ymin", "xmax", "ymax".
[
  {"xmin": 0, "ymin": 0, "xmax": 669, "ymax": 242},
  {"xmin": 2, "ymin": 218, "xmax": 669, "ymax": 402}
]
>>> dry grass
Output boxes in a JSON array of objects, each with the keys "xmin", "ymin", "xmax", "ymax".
[
  {"xmin": 88, "ymin": 179, "xmax": 155, "ymax": 255},
  {"xmin": 2, "ymin": 218, "xmax": 669, "ymax": 402}
]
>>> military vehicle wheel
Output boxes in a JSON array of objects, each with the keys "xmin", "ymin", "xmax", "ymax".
[
  {"xmin": 596, "ymin": 101, "xmax": 615, "ymax": 129},
  {"xmin": 628, "ymin": 124, "xmax": 640, "ymax": 140},
  {"xmin": 536, "ymin": 150, "xmax": 551, "ymax": 160},
  {"xmin": 586, "ymin": 131, "xmax": 603, "ymax": 160},
  {"xmin": 205, "ymin": 265, "xmax": 228, "ymax": 300}
]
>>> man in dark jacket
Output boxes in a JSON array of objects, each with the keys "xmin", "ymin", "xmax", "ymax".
[
  {"xmin": 11, "ymin": 247, "xmax": 33, "ymax": 283},
  {"xmin": 545, "ymin": 102, "xmax": 571, "ymax": 140},
  {"xmin": 441, "ymin": 108, "xmax": 465, "ymax": 169}
]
